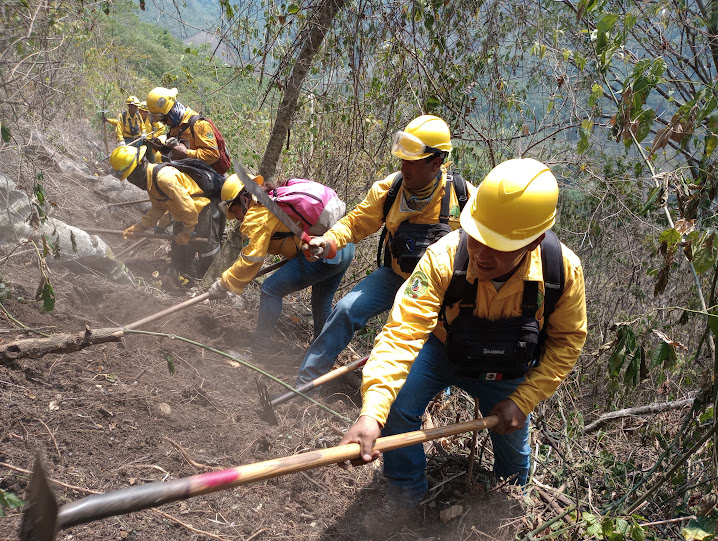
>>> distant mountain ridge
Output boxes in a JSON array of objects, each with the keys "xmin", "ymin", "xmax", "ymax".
[{"xmin": 137, "ymin": 0, "xmax": 221, "ymax": 39}]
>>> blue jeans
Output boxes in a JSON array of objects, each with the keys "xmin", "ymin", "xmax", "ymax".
[
  {"xmin": 381, "ymin": 334, "xmax": 531, "ymax": 504},
  {"xmin": 295, "ymin": 266, "xmax": 407, "ymax": 386},
  {"xmin": 253, "ymin": 244, "xmax": 355, "ymax": 343}
]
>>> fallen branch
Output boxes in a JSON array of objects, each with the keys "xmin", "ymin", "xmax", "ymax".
[
  {"xmin": 1, "ymin": 326, "xmax": 123, "ymax": 366},
  {"xmin": 584, "ymin": 397, "xmax": 695, "ymax": 434}
]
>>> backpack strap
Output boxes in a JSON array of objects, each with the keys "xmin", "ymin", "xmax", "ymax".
[
  {"xmin": 540, "ymin": 229, "xmax": 564, "ymax": 327},
  {"xmin": 187, "ymin": 114, "xmax": 201, "ymax": 140},
  {"xmin": 376, "ymin": 170, "xmax": 467, "ymax": 268},
  {"xmin": 439, "ymin": 173, "xmax": 453, "ymax": 224},
  {"xmin": 151, "ymin": 164, "xmax": 171, "ymax": 201},
  {"xmin": 440, "ymin": 229, "xmax": 477, "ymax": 321},
  {"xmin": 452, "ymin": 171, "xmax": 469, "ymax": 211},
  {"xmin": 376, "ymin": 172, "xmax": 404, "ymax": 267},
  {"xmin": 175, "ymin": 114, "xmax": 201, "ymax": 140},
  {"xmin": 440, "ymin": 229, "xmax": 565, "ymax": 328}
]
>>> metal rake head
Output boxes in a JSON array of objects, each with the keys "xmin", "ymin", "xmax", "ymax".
[{"xmin": 255, "ymin": 377, "xmax": 278, "ymax": 425}]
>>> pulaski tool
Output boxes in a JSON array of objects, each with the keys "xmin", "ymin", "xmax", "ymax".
[{"xmin": 21, "ymin": 416, "xmax": 498, "ymax": 540}]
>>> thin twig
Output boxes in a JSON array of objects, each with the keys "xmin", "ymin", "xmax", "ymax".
[
  {"xmin": 627, "ymin": 421, "xmax": 718, "ymax": 514},
  {"xmin": 151, "ymin": 508, "xmax": 230, "ymax": 540},
  {"xmin": 246, "ymin": 528, "xmax": 270, "ymax": 541},
  {"xmin": 465, "ymin": 399, "xmax": 480, "ymax": 490},
  {"xmin": 163, "ymin": 436, "xmax": 218, "ymax": 470},
  {"xmin": 35, "ymin": 417, "xmax": 60, "ymax": 458}
]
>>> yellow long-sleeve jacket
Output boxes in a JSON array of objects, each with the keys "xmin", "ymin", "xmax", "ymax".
[
  {"xmin": 326, "ymin": 166, "xmax": 476, "ymax": 280},
  {"xmin": 142, "ymin": 116, "xmax": 164, "ymax": 136},
  {"xmin": 219, "ymin": 204, "xmax": 301, "ymax": 294},
  {"xmin": 360, "ymin": 229, "xmax": 587, "ymax": 426},
  {"xmin": 138, "ymin": 164, "xmax": 211, "ymax": 233},
  {"xmin": 168, "ymin": 108, "xmax": 220, "ymax": 165},
  {"xmin": 115, "ymin": 111, "xmax": 143, "ymax": 143}
]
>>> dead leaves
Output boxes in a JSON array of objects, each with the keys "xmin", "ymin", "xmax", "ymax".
[{"xmin": 652, "ymin": 111, "xmax": 696, "ymax": 153}]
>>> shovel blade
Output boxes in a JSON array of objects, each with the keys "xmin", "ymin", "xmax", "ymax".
[{"xmin": 20, "ymin": 454, "xmax": 58, "ymax": 541}]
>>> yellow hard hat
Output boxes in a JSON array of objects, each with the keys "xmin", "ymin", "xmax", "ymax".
[
  {"xmin": 391, "ymin": 115, "xmax": 452, "ymax": 161},
  {"xmin": 126, "ymin": 95, "xmax": 140, "ymax": 106},
  {"xmin": 459, "ymin": 158, "xmax": 558, "ymax": 251},
  {"xmin": 138, "ymin": 100, "xmax": 149, "ymax": 112},
  {"xmin": 109, "ymin": 145, "xmax": 147, "ymax": 180},
  {"xmin": 146, "ymin": 87, "xmax": 178, "ymax": 115},
  {"xmin": 220, "ymin": 172, "xmax": 264, "ymax": 202}
]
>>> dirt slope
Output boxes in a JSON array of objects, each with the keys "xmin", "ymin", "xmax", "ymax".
[{"xmin": 0, "ymin": 151, "xmax": 523, "ymax": 540}]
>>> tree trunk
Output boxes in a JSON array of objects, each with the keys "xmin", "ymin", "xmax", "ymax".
[
  {"xmin": 203, "ymin": 0, "xmax": 346, "ymax": 285},
  {"xmin": 259, "ymin": 0, "xmax": 347, "ymax": 180}
]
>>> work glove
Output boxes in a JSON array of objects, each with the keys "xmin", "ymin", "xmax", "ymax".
[
  {"xmin": 208, "ymin": 279, "xmax": 229, "ymax": 300},
  {"xmin": 170, "ymin": 143, "xmax": 188, "ymax": 160},
  {"xmin": 164, "ymin": 137, "xmax": 180, "ymax": 148},
  {"xmin": 123, "ymin": 223, "xmax": 146, "ymax": 239},
  {"xmin": 303, "ymin": 236, "xmax": 337, "ymax": 261},
  {"xmin": 175, "ymin": 229, "xmax": 192, "ymax": 246}
]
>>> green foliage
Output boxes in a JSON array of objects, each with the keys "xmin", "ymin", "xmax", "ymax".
[
  {"xmin": 581, "ymin": 512, "xmax": 646, "ymax": 540},
  {"xmin": 38, "ymin": 276, "xmax": 55, "ymax": 313},
  {"xmin": 0, "ymin": 120, "xmax": 10, "ymax": 143},
  {"xmin": 0, "ymin": 489, "xmax": 23, "ymax": 517},
  {"xmin": 166, "ymin": 353, "xmax": 175, "ymax": 375},
  {"xmin": 683, "ymin": 516, "xmax": 716, "ymax": 540}
]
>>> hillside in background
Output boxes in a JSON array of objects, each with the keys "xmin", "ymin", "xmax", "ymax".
[{"xmin": 137, "ymin": 0, "xmax": 221, "ymax": 38}]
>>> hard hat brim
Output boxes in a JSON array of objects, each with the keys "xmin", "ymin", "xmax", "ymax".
[
  {"xmin": 120, "ymin": 146, "xmax": 147, "ymax": 180},
  {"xmin": 459, "ymin": 191, "xmax": 548, "ymax": 252}
]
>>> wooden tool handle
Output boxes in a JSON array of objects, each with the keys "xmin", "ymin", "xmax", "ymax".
[
  {"xmin": 312, "ymin": 355, "xmax": 368, "ymax": 386},
  {"xmin": 82, "ymin": 227, "xmax": 208, "ymax": 243},
  {"xmin": 122, "ymin": 293, "xmax": 210, "ymax": 330},
  {"xmin": 57, "ymin": 416, "xmax": 498, "ymax": 529},
  {"xmin": 270, "ymin": 356, "xmax": 369, "ymax": 407},
  {"xmin": 120, "ymin": 261, "xmax": 287, "ymax": 332}
]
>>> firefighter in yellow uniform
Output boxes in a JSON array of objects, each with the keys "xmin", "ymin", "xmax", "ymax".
[
  {"xmin": 137, "ymin": 100, "xmax": 165, "ymax": 163},
  {"xmin": 108, "ymin": 145, "xmax": 224, "ymax": 277},
  {"xmin": 337, "ymin": 158, "xmax": 587, "ymax": 531},
  {"xmin": 294, "ymin": 115, "xmax": 475, "ymax": 389},
  {"xmin": 110, "ymin": 96, "xmax": 143, "ymax": 145},
  {"xmin": 139, "ymin": 100, "xmax": 163, "ymax": 135},
  {"xmin": 207, "ymin": 175, "xmax": 354, "ymax": 358},
  {"xmin": 145, "ymin": 87, "xmax": 219, "ymax": 166}
]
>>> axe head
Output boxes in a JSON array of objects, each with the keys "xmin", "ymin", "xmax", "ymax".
[
  {"xmin": 20, "ymin": 454, "xmax": 58, "ymax": 541},
  {"xmin": 255, "ymin": 378, "xmax": 278, "ymax": 425}
]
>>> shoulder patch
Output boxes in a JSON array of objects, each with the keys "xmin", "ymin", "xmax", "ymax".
[
  {"xmin": 449, "ymin": 204, "xmax": 460, "ymax": 219},
  {"xmin": 205, "ymin": 130, "xmax": 214, "ymax": 140},
  {"xmin": 405, "ymin": 270, "xmax": 429, "ymax": 299},
  {"xmin": 241, "ymin": 234, "xmax": 250, "ymax": 248}
]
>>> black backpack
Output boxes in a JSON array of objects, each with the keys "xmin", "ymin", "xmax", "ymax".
[
  {"xmin": 151, "ymin": 159, "xmax": 225, "ymax": 201},
  {"xmin": 442, "ymin": 228, "xmax": 565, "ymax": 353},
  {"xmin": 376, "ymin": 170, "xmax": 469, "ymax": 267}
]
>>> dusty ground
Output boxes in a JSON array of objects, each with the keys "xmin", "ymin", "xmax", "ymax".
[{"xmin": 0, "ymin": 161, "xmax": 526, "ymax": 540}]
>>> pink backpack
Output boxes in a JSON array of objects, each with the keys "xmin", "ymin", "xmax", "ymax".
[{"xmin": 272, "ymin": 178, "xmax": 346, "ymax": 235}]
